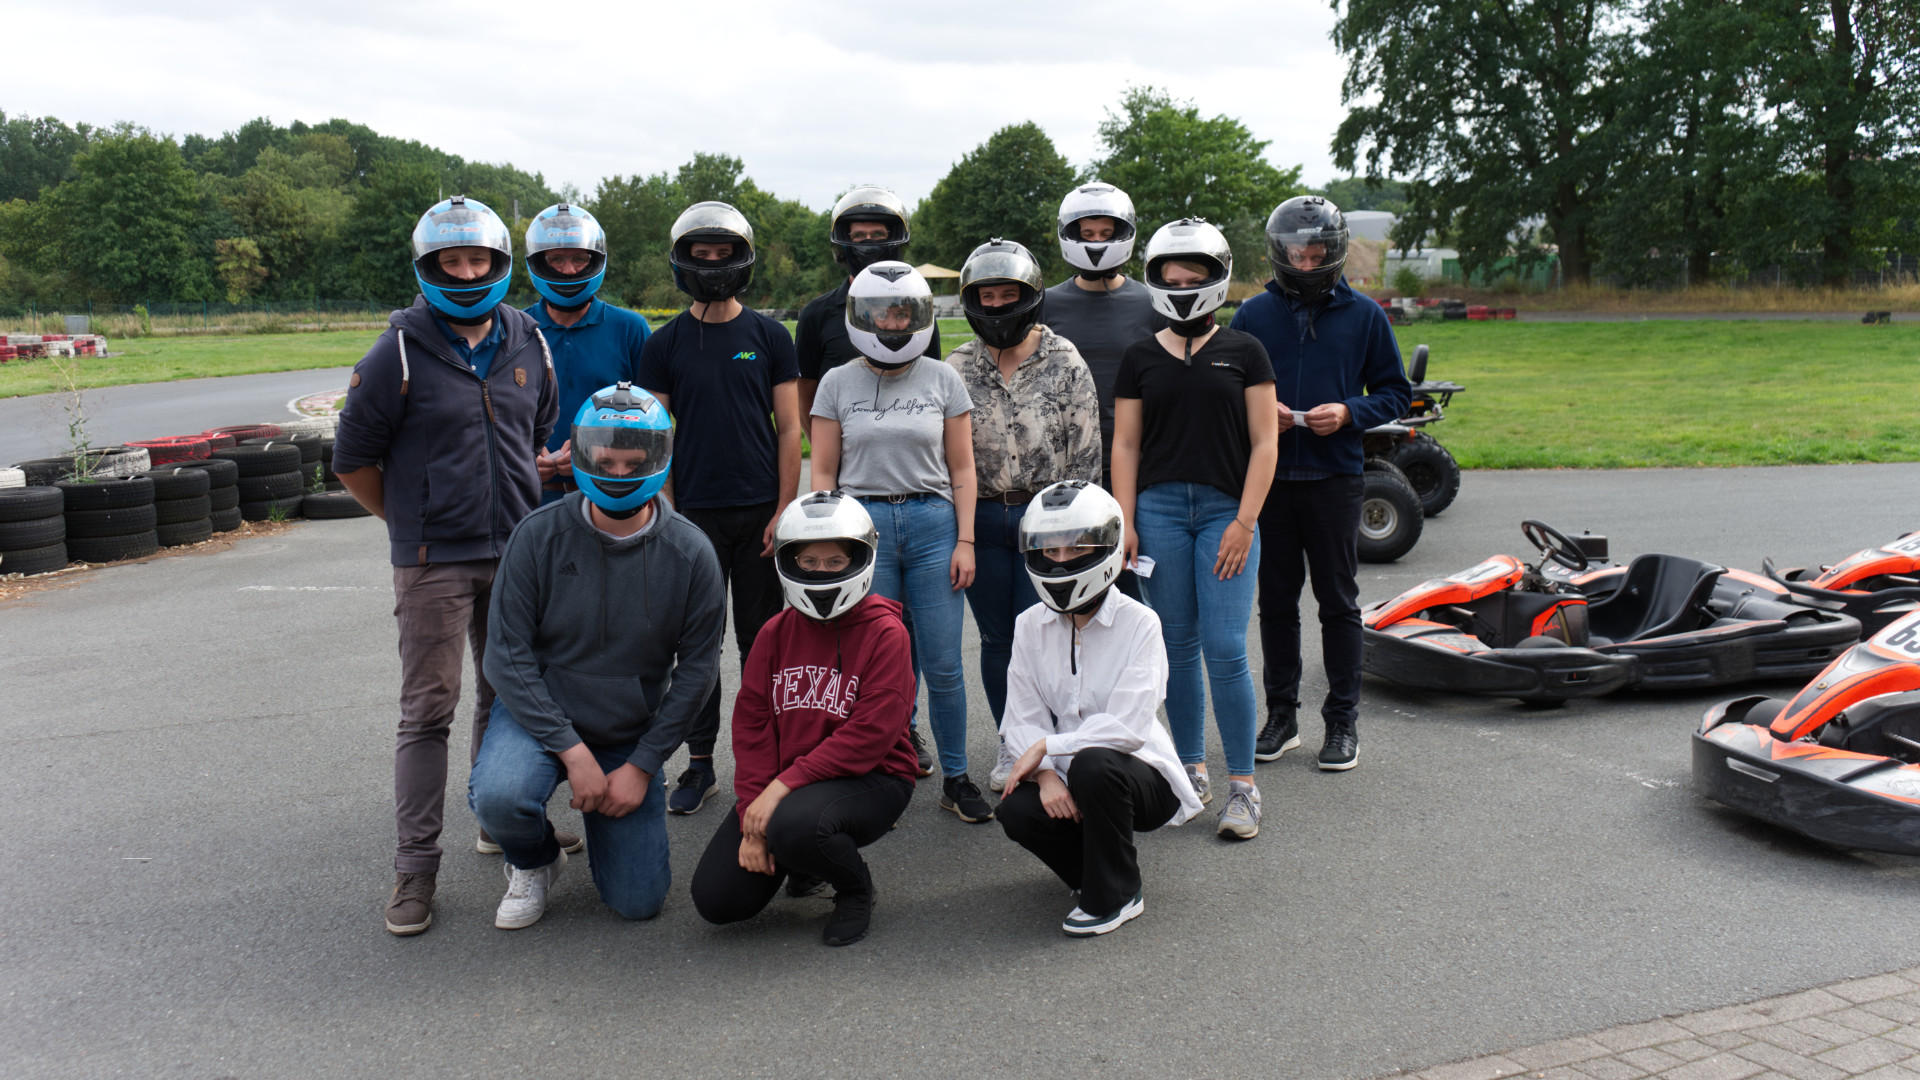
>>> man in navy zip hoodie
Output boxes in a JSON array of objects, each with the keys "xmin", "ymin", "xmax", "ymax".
[
  {"xmin": 332, "ymin": 196, "xmax": 561, "ymax": 936},
  {"xmin": 1228, "ymin": 197, "xmax": 1410, "ymax": 773}
]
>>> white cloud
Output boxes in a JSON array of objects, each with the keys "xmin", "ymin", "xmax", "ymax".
[{"xmin": 26, "ymin": 0, "xmax": 1355, "ymax": 210}]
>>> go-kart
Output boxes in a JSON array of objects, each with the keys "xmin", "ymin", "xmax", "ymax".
[
  {"xmin": 1694, "ymin": 609, "xmax": 1920, "ymax": 855},
  {"xmin": 1361, "ymin": 521, "xmax": 1862, "ymax": 703},
  {"xmin": 1356, "ymin": 344, "xmax": 1460, "ymax": 564},
  {"xmin": 1763, "ymin": 531, "xmax": 1920, "ymax": 636}
]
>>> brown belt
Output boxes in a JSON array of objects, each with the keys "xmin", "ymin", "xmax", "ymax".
[{"xmin": 980, "ymin": 489, "xmax": 1037, "ymax": 505}]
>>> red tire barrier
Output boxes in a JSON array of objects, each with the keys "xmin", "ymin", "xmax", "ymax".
[
  {"xmin": 203, "ymin": 424, "xmax": 283, "ymax": 442},
  {"xmin": 129, "ymin": 436, "xmax": 212, "ymax": 465}
]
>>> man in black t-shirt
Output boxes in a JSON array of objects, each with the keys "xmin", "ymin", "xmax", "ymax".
[
  {"xmin": 638, "ymin": 201, "xmax": 803, "ymax": 816},
  {"xmin": 795, "ymin": 186, "xmax": 940, "ymax": 438}
]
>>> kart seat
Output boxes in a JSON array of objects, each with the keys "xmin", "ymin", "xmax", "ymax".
[{"xmin": 1585, "ymin": 554, "xmax": 1726, "ymax": 644}]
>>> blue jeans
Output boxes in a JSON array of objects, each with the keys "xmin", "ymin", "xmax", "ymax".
[
  {"xmin": 865, "ymin": 494, "xmax": 970, "ymax": 778},
  {"xmin": 1134, "ymin": 482, "xmax": 1262, "ymax": 776},
  {"xmin": 468, "ymin": 700, "xmax": 671, "ymax": 920},
  {"xmin": 964, "ymin": 499, "xmax": 1040, "ymax": 724}
]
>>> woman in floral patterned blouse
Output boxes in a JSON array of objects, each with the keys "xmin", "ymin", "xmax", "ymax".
[{"xmin": 945, "ymin": 239, "xmax": 1102, "ymax": 794}]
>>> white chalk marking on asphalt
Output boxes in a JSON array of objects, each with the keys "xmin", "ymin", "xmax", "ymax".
[{"xmin": 239, "ymin": 585, "xmax": 387, "ymax": 592}]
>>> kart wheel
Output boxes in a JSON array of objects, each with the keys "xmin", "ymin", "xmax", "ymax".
[
  {"xmin": 1515, "ymin": 635, "xmax": 1567, "ymax": 648},
  {"xmin": 1391, "ymin": 436, "xmax": 1461, "ymax": 516},
  {"xmin": 1357, "ymin": 468, "xmax": 1424, "ymax": 563}
]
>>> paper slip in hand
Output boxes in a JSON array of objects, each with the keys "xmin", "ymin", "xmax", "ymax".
[{"xmin": 1133, "ymin": 555, "xmax": 1156, "ymax": 578}]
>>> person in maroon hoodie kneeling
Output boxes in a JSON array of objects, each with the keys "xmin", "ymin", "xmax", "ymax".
[{"xmin": 690, "ymin": 491, "xmax": 919, "ymax": 946}]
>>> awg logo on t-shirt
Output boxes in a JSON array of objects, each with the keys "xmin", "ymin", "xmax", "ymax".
[
  {"xmin": 772, "ymin": 664, "xmax": 860, "ymax": 718},
  {"xmin": 732, "ymin": 351, "xmax": 758, "ymax": 361}
]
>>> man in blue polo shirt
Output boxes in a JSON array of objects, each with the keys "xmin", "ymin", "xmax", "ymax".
[
  {"xmin": 522, "ymin": 203, "xmax": 653, "ymax": 502},
  {"xmin": 638, "ymin": 200, "xmax": 803, "ymax": 816}
]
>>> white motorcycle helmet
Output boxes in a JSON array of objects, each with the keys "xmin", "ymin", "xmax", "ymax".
[
  {"xmin": 774, "ymin": 492, "xmax": 880, "ymax": 622},
  {"xmin": 1021, "ymin": 481, "xmax": 1125, "ymax": 615},
  {"xmin": 1057, "ymin": 181, "xmax": 1138, "ymax": 277},
  {"xmin": 1142, "ymin": 218, "xmax": 1234, "ymax": 328},
  {"xmin": 844, "ymin": 261, "xmax": 935, "ymax": 369}
]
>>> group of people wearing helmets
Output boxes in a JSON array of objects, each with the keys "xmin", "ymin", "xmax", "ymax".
[{"xmin": 332, "ymin": 176, "xmax": 1410, "ymax": 946}]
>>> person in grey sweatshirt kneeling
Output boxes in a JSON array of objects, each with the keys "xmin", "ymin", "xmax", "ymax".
[{"xmin": 471, "ymin": 383, "xmax": 725, "ymax": 929}]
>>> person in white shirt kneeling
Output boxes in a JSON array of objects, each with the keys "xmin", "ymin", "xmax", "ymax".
[{"xmin": 997, "ymin": 481, "xmax": 1203, "ymax": 937}]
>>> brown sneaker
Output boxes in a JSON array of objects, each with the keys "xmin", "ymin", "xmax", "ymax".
[
  {"xmin": 477, "ymin": 829, "xmax": 584, "ymax": 855},
  {"xmin": 385, "ymin": 872, "xmax": 436, "ymax": 936}
]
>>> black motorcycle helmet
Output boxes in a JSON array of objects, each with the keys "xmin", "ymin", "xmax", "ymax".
[
  {"xmin": 829, "ymin": 186, "xmax": 911, "ymax": 275},
  {"xmin": 959, "ymin": 239, "xmax": 1045, "ymax": 351},
  {"xmin": 668, "ymin": 201, "xmax": 756, "ymax": 302},
  {"xmin": 1265, "ymin": 196, "xmax": 1350, "ymax": 304}
]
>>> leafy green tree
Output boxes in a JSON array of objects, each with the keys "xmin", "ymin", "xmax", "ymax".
[
  {"xmin": 590, "ymin": 170, "xmax": 684, "ymax": 309},
  {"xmin": 347, "ymin": 159, "xmax": 439, "ymax": 303},
  {"xmin": 214, "ymin": 237, "xmax": 268, "ymax": 301},
  {"xmin": 913, "ymin": 122, "xmax": 1079, "ymax": 280},
  {"xmin": 38, "ymin": 129, "xmax": 210, "ymax": 302},
  {"xmin": 0, "ymin": 111, "xmax": 93, "ymax": 203},
  {"xmin": 1332, "ymin": 0, "xmax": 1631, "ymax": 285}
]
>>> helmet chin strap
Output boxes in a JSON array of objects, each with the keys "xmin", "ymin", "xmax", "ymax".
[
  {"xmin": 1077, "ymin": 267, "xmax": 1121, "ymax": 282},
  {"xmin": 596, "ymin": 499, "xmax": 646, "ymax": 520},
  {"xmin": 442, "ymin": 307, "xmax": 497, "ymax": 327}
]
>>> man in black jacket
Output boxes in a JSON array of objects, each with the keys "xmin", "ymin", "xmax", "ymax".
[{"xmin": 332, "ymin": 196, "xmax": 562, "ymax": 937}]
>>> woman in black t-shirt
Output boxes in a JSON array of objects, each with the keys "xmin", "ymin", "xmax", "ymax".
[{"xmin": 1110, "ymin": 219, "xmax": 1279, "ymax": 841}]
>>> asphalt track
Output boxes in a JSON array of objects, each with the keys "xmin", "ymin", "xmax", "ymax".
[{"xmin": 4, "ymin": 461, "xmax": 1919, "ymax": 1080}]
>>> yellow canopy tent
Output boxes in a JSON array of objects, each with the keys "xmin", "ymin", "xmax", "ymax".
[{"xmin": 914, "ymin": 263, "xmax": 961, "ymax": 295}]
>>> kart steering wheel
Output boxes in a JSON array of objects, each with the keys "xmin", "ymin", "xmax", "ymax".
[{"xmin": 1521, "ymin": 519, "xmax": 1589, "ymax": 572}]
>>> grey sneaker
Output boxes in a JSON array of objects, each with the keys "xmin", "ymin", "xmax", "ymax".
[
  {"xmin": 1185, "ymin": 763, "xmax": 1212, "ymax": 805},
  {"xmin": 1216, "ymin": 780, "xmax": 1261, "ymax": 840},
  {"xmin": 988, "ymin": 739, "xmax": 1017, "ymax": 793},
  {"xmin": 494, "ymin": 848, "xmax": 567, "ymax": 930}
]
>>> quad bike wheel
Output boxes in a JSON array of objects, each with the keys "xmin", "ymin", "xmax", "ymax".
[
  {"xmin": 1358, "ymin": 462, "xmax": 1424, "ymax": 563},
  {"xmin": 1390, "ymin": 433, "xmax": 1461, "ymax": 516}
]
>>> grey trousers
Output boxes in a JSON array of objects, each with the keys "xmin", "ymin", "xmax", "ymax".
[{"xmin": 391, "ymin": 559, "xmax": 497, "ymax": 874}]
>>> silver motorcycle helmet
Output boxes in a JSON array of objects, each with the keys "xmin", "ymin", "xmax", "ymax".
[
  {"xmin": 774, "ymin": 492, "xmax": 880, "ymax": 621},
  {"xmin": 1057, "ymin": 181, "xmax": 1138, "ymax": 276},
  {"xmin": 668, "ymin": 201, "xmax": 756, "ymax": 302},
  {"xmin": 830, "ymin": 186, "xmax": 912, "ymax": 274}
]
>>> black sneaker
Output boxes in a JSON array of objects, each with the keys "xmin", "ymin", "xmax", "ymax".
[
  {"xmin": 1255, "ymin": 704, "xmax": 1301, "ymax": 762},
  {"xmin": 940, "ymin": 774, "xmax": 994, "ymax": 823},
  {"xmin": 909, "ymin": 727, "xmax": 934, "ymax": 777},
  {"xmin": 823, "ymin": 885, "xmax": 875, "ymax": 946},
  {"xmin": 667, "ymin": 759, "xmax": 718, "ymax": 815},
  {"xmin": 1319, "ymin": 721, "xmax": 1359, "ymax": 771}
]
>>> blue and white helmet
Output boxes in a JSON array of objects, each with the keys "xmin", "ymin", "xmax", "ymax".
[
  {"xmin": 571, "ymin": 383, "xmax": 672, "ymax": 514},
  {"xmin": 525, "ymin": 203, "xmax": 608, "ymax": 309},
  {"xmin": 411, "ymin": 196, "xmax": 514, "ymax": 322}
]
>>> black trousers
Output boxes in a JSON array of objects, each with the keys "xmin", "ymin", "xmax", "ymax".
[
  {"xmin": 690, "ymin": 773, "xmax": 913, "ymax": 925},
  {"xmin": 1256, "ymin": 475, "xmax": 1365, "ymax": 726},
  {"xmin": 996, "ymin": 748, "xmax": 1181, "ymax": 917},
  {"xmin": 681, "ymin": 502, "xmax": 784, "ymax": 758}
]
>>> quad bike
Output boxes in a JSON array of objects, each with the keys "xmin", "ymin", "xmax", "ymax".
[
  {"xmin": 1694, "ymin": 608, "xmax": 1920, "ymax": 855},
  {"xmin": 1763, "ymin": 531, "xmax": 1920, "ymax": 636},
  {"xmin": 1356, "ymin": 344, "xmax": 1462, "ymax": 563},
  {"xmin": 1361, "ymin": 520, "xmax": 1861, "ymax": 703}
]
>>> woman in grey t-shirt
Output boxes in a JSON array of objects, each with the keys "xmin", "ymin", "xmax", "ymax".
[{"xmin": 809, "ymin": 262, "xmax": 991, "ymax": 824}]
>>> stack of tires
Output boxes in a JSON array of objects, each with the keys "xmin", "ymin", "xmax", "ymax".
[
  {"xmin": 143, "ymin": 465, "xmax": 215, "ymax": 547},
  {"xmin": 205, "ymin": 424, "xmax": 281, "ymax": 444},
  {"xmin": 164, "ymin": 459, "xmax": 242, "ymax": 533},
  {"xmin": 213, "ymin": 443, "xmax": 305, "ymax": 522},
  {"xmin": 129, "ymin": 436, "xmax": 213, "ymax": 467},
  {"xmin": 0, "ymin": 486, "xmax": 68, "ymax": 576},
  {"xmin": 241, "ymin": 434, "xmax": 324, "ymax": 493},
  {"xmin": 13, "ymin": 445, "xmax": 152, "ymax": 485},
  {"xmin": 60, "ymin": 475, "xmax": 159, "ymax": 564}
]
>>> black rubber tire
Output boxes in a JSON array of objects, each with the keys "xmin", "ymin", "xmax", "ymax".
[
  {"xmin": 325, "ymin": 480, "xmax": 344, "ymax": 492},
  {"xmin": 140, "ymin": 467, "xmax": 213, "ymax": 500},
  {"xmin": 236, "ymin": 470, "xmax": 308, "ymax": 502},
  {"xmin": 0, "ymin": 514, "xmax": 64, "ymax": 549},
  {"xmin": 0, "ymin": 542, "xmax": 67, "ymax": 575},
  {"xmin": 154, "ymin": 494, "xmax": 214, "ymax": 525},
  {"xmin": 14, "ymin": 458, "xmax": 79, "ymax": 486},
  {"xmin": 207, "ymin": 484, "xmax": 240, "ymax": 512},
  {"xmin": 0, "ymin": 486, "xmax": 64, "ymax": 522},
  {"xmin": 66, "ymin": 503, "xmax": 159, "ymax": 538},
  {"xmin": 209, "ymin": 506, "xmax": 243, "ymax": 532},
  {"xmin": 1357, "ymin": 468, "xmax": 1425, "ymax": 564},
  {"xmin": 162, "ymin": 458, "xmax": 241, "ymax": 486},
  {"xmin": 155, "ymin": 517, "xmax": 215, "ymax": 547},
  {"xmin": 58, "ymin": 476, "xmax": 154, "ymax": 511},
  {"xmin": 239, "ymin": 495, "xmax": 305, "ymax": 522},
  {"xmin": 1390, "ymin": 435, "xmax": 1462, "ymax": 517},
  {"xmin": 66, "ymin": 530, "xmax": 160, "ymax": 563},
  {"xmin": 302, "ymin": 491, "xmax": 372, "ymax": 519},
  {"xmin": 241, "ymin": 435, "xmax": 322, "ymax": 463},
  {"xmin": 212, "ymin": 444, "xmax": 302, "ymax": 477},
  {"xmin": 301, "ymin": 462, "xmax": 326, "ymax": 492}
]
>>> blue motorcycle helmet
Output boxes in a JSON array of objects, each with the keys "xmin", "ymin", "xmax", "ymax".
[
  {"xmin": 525, "ymin": 203, "xmax": 608, "ymax": 310},
  {"xmin": 571, "ymin": 382, "xmax": 672, "ymax": 517},
  {"xmin": 411, "ymin": 196, "xmax": 514, "ymax": 324}
]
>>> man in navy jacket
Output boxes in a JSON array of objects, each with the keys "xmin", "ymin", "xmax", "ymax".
[
  {"xmin": 333, "ymin": 196, "xmax": 563, "ymax": 936},
  {"xmin": 1228, "ymin": 197, "xmax": 1410, "ymax": 774}
]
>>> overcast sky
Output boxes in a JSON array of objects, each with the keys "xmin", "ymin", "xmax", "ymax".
[{"xmin": 20, "ymin": 0, "xmax": 1356, "ymax": 210}]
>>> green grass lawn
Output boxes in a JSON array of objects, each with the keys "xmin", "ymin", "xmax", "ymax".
[{"xmin": 6, "ymin": 319, "xmax": 1914, "ymax": 469}]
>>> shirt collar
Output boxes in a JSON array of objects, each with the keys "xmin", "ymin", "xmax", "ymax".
[
  {"xmin": 530, "ymin": 297, "xmax": 604, "ymax": 330},
  {"xmin": 435, "ymin": 312, "xmax": 504, "ymax": 351}
]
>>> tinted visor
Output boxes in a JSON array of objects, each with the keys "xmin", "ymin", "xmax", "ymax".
[
  {"xmin": 960, "ymin": 249, "xmax": 1042, "ymax": 293},
  {"xmin": 1060, "ymin": 215, "xmax": 1137, "ymax": 244},
  {"xmin": 847, "ymin": 293, "xmax": 934, "ymax": 337},
  {"xmin": 411, "ymin": 201, "xmax": 511, "ymax": 260},
  {"xmin": 571, "ymin": 424, "xmax": 671, "ymax": 484},
  {"xmin": 1146, "ymin": 253, "xmax": 1229, "ymax": 291},
  {"xmin": 1022, "ymin": 521, "xmax": 1121, "ymax": 574}
]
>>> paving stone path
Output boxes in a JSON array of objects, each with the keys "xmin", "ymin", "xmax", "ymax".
[{"xmin": 1408, "ymin": 969, "xmax": 1920, "ymax": 1080}]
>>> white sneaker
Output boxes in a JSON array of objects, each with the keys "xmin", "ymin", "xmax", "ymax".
[
  {"xmin": 1064, "ymin": 892, "xmax": 1145, "ymax": 937},
  {"xmin": 494, "ymin": 848, "xmax": 567, "ymax": 930},
  {"xmin": 988, "ymin": 739, "xmax": 1016, "ymax": 793}
]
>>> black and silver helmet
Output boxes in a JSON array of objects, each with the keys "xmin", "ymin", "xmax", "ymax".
[
  {"xmin": 774, "ymin": 492, "xmax": 879, "ymax": 622},
  {"xmin": 1265, "ymin": 196, "xmax": 1349, "ymax": 304},
  {"xmin": 1057, "ymin": 181, "xmax": 1138, "ymax": 276},
  {"xmin": 668, "ymin": 201, "xmax": 756, "ymax": 302},
  {"xmin": 1021, "ymin": 481, "xmax": 1125, "ymax": 615},
  {"xmin": 829, "ymin": 186, "xmax": 911, "ymax": 274},
  {"xmin": 1143, "ymin": 218, "xmax": 1233, "ymax": 325},
  {"xmin": 959, "ymin": 238, "xmax": 1045, "ymax": 351}
]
